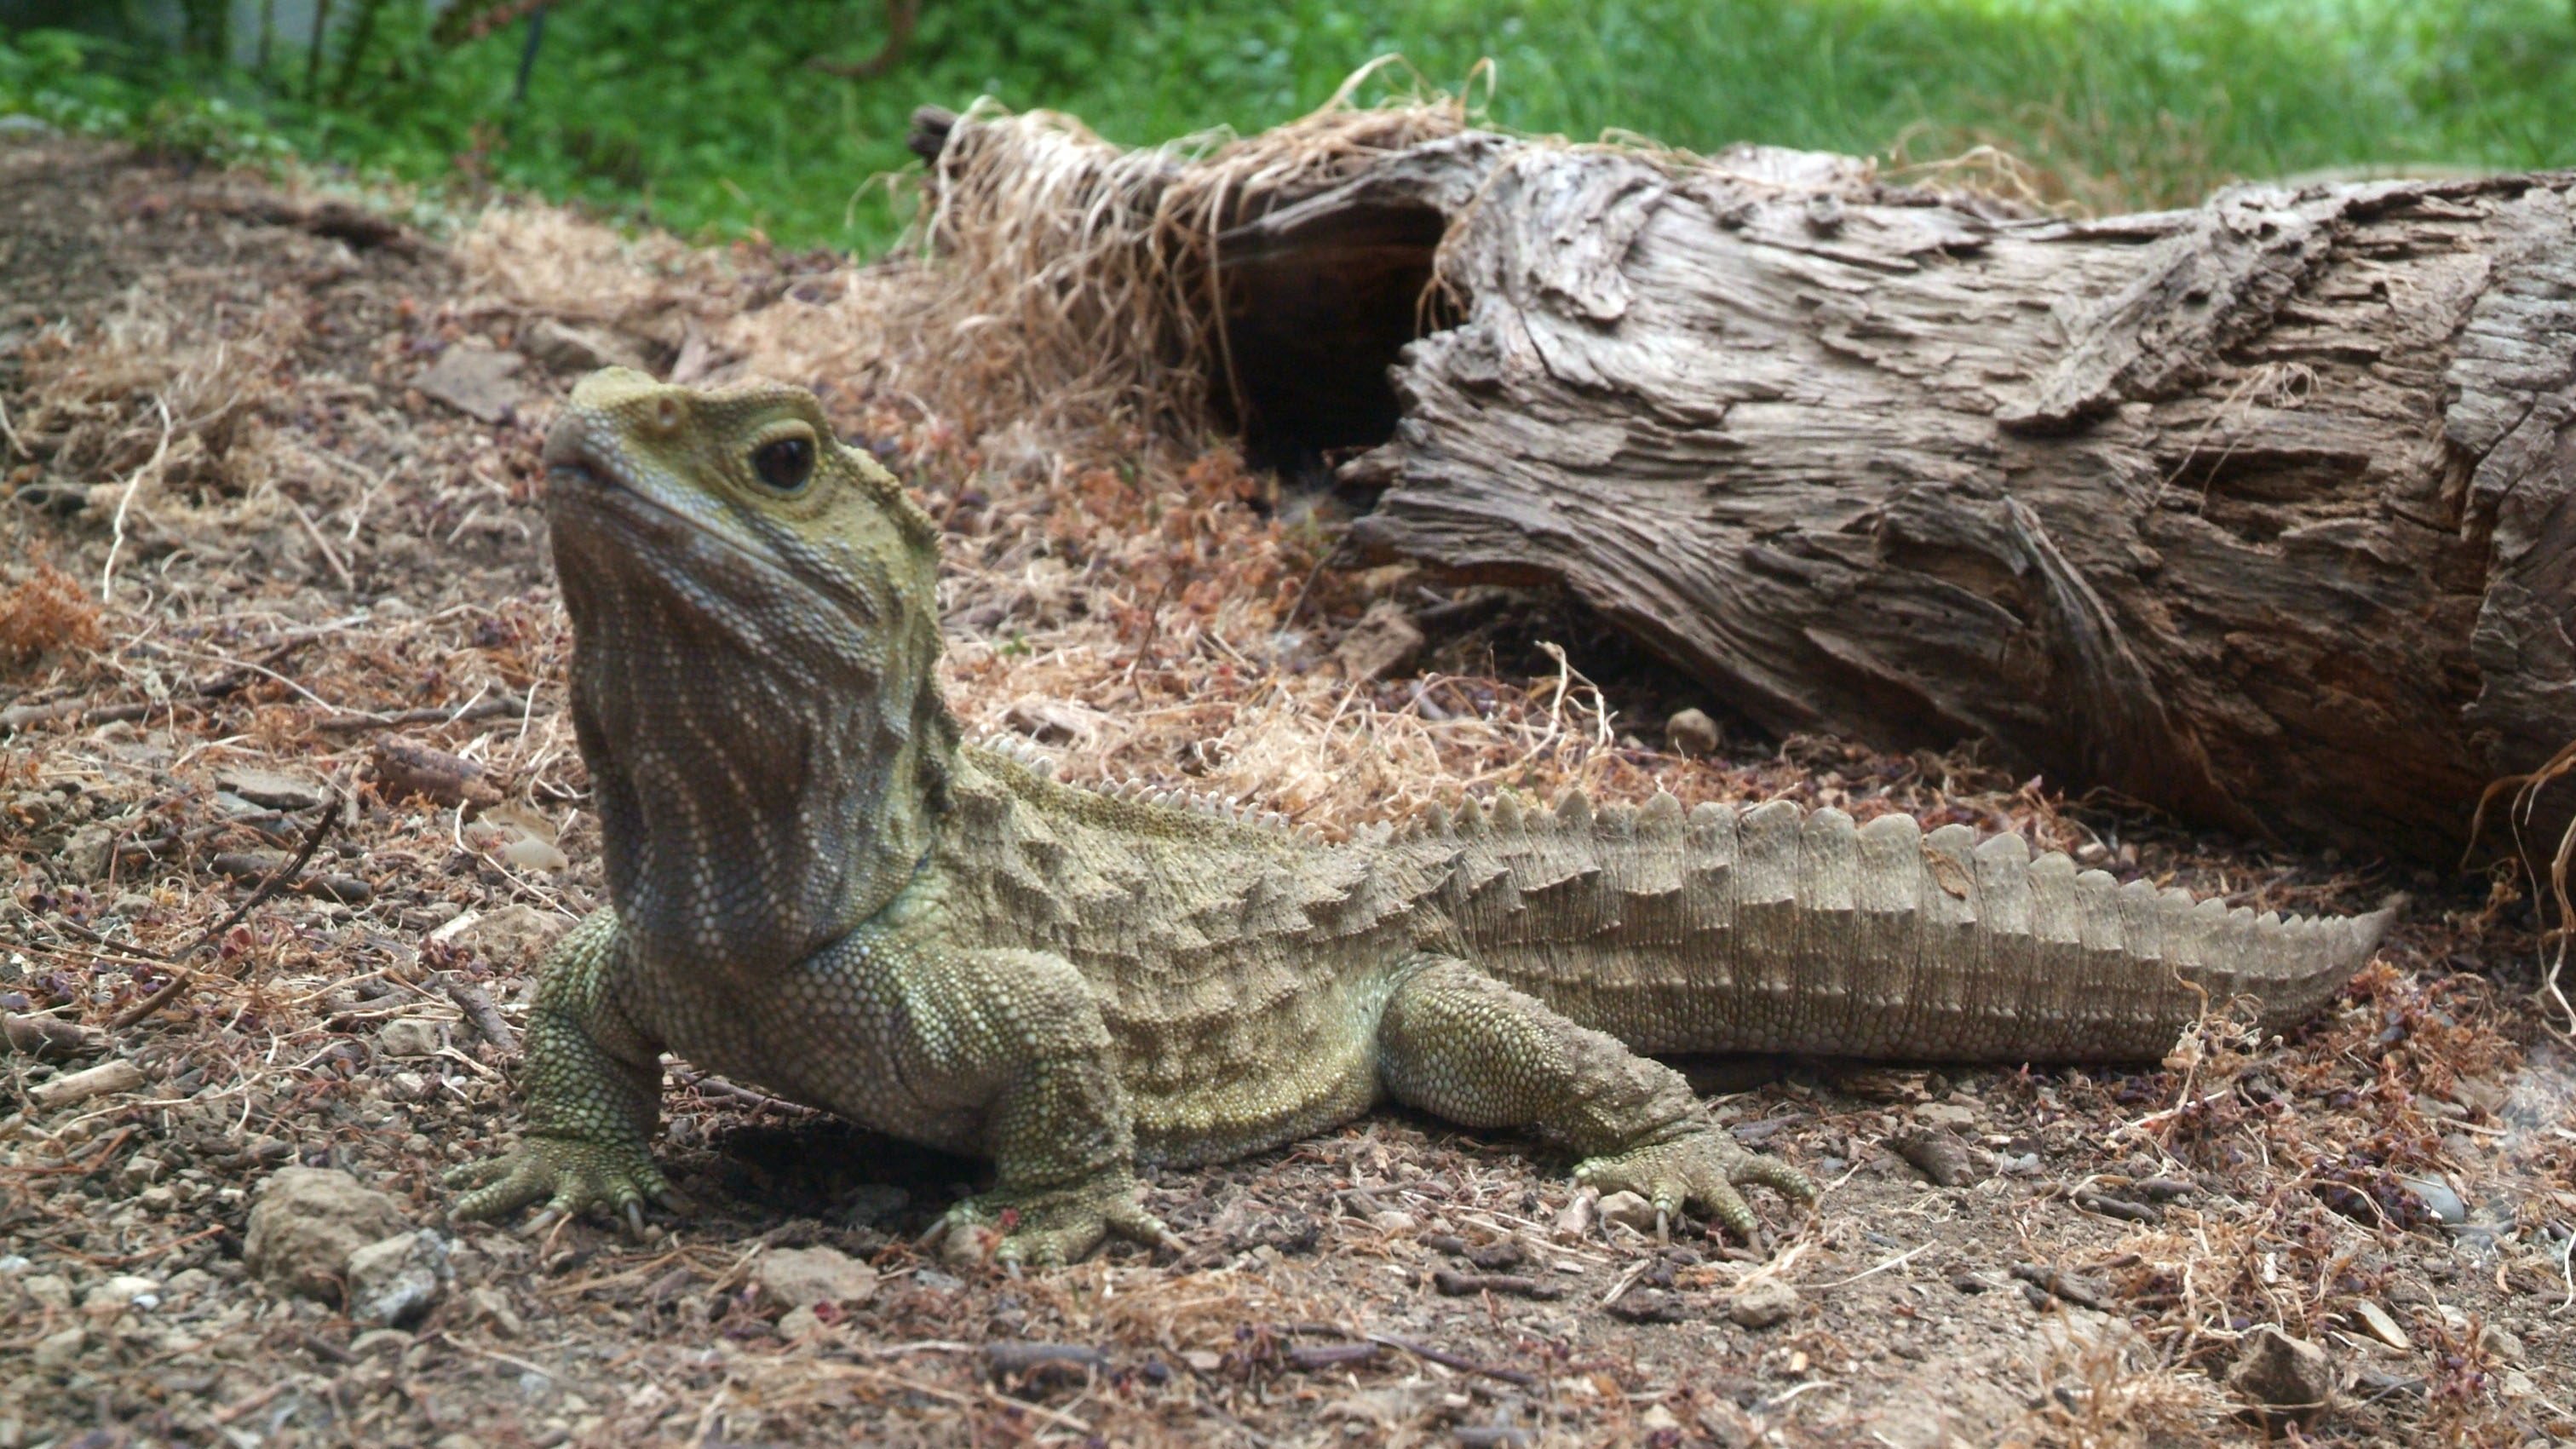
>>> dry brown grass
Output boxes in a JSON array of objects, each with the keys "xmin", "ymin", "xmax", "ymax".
[{"xmin": 0, "ymin": 566, "xmax": 102, "ymax": 673}]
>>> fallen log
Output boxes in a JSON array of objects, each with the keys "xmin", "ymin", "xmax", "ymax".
[{"xmin": 918, "ymin": 105, "xmax": 2576, "ymax": 860}]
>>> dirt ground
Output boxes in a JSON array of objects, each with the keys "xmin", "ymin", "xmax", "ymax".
[{"xmin": 2, "ymin": 133, "xmax": 2573, "ymax": 1449}]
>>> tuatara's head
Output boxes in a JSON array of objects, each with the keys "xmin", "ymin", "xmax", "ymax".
[{"xmin": 543, "ymin": 368, "xmax": 957, "ymax": 974}]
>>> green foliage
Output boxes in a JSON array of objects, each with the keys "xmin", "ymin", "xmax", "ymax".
[
  {"xmin": 5, "ymin": 0, "xmax": 2573, "ymax": 252},
  {"xmin": 0, "ymin": 27, "xmax": 291, "ymax": 164}
]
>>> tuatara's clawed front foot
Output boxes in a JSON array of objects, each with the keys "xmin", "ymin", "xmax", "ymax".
[
  {"xmin": 447, "ymin": 1134, "xmax": 688, "ymax": 1237},
  {"xmin": 1574, "ymin": 1125, "xmax": 1815, "ymax": 1242},
  {"xmin": 926, "ymin": 1170, "xmax": 1180, "ymax": 1268}
]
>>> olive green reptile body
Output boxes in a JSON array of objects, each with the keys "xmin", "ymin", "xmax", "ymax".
[{"xmin": 451, "ymin": 370, "xmax": 2395, "ymax": 1261}]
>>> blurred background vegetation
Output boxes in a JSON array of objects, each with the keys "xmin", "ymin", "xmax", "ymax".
[{"xmin": 3, "ymin": 0, "xmax": 2571, "ymax": 253}]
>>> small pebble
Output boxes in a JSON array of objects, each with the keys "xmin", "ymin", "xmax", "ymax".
[
  {"xmin": 1596, "ymin": 1191, "xmax": 1658, "ymax": 1234},
  {"xmin": 2396, "ymin": 1176, "xmax": 2466, "ymax": 1225},
  {"xmin": 1725, "ymin": 1279, "xmax": 1798, "ymax": 1329}
]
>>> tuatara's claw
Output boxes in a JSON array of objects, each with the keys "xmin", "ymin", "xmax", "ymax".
[
  {"xmin": 448, "ymin": 1134, "xmax": 675, "ymax": 1232},
  {"xmin": 1573, "ymin": 1125, "xmax": 1815, "ymax": 1242},
  {"xmin": 928, "ymin": 1170, "xmax": 1170, "ymax": 1268}
]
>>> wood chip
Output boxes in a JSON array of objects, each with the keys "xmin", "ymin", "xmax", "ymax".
[
  {"xmin": 368, "ymin": 735, "xmax": 503, "ymax": 810},
  {"xmin": 1895, "ymin": 1130, "xmax": 1982, "ymax": 1187},
  {"xmin": 2350, "ymin": 1299, "xmax": 2412, "ymax": 1350},
  {"xmin": 28, "ymin": 1058, "xmax": 147, "ymax": 1110}
]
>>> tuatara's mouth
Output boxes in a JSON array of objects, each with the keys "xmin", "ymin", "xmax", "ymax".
[
  {"xmin": 543, "ymin": 454, "xmax": 844, "ymax": 619},
  {"xmin": 545, "ymin": 456, "xmax": 681, "ymax": 532},
  {"xmin": 543, "ymin": 457, "xmax": 618, "ymax": 499}
]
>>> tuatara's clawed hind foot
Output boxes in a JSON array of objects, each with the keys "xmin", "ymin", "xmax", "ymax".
[
  {"xmin": 448, "ymin": 1134, "xmax": 687, "ymax": 1236},
  {"xmin": 925, "ymin": 1170, "xmax": 1180, "ymax": 1268},
  {"xmin": 1574, "ymin": 1126, "xmax": 1815, "ymax": 1243}
]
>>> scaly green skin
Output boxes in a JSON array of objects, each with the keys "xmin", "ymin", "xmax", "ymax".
[{"xmin": 451, "ymin": 369, "xmax": 2394, "ymax": 1263}]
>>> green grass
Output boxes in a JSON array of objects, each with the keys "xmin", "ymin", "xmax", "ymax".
[{"xmin": 5, "ymin": 0, "xmax": 2573, "ymax": 254}]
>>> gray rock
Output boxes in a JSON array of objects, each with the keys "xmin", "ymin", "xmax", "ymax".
[
  {"xmin": 2228, "ymin": 1325, "xmax": 2332, "ymax": 1425},
  {"xmin": 1665, "ymin": 709, "xmax": 1722, "ymax": 758},
  {"xmin": 58, "ymin": 821, "xmax": 117, "ymax": 881},
  {"xmin": 411, "ymin": 345, "xmax": 527, "ymax": 423},
  {"xmin": 2, "ymin": 1011, "xmax": 104, "ymax": 1061},
  {"xmin": 378, "ymin": 1018, "xmax": 446, "ymax": 1059},
  {"xmin": 1726, "ymin": 1278, "xmax": 1800, "ymax": 1329},
  {"xmin": 348, "ymin": 1230, "xmax": 451, "ymax": 1328},
  {"xmin": 1596, "ymin": 1190, "xmax": 1659, "ymax": 1234},
  {"xmin": 32, "ymin": 1325, "xmax": 84, "ymax": 1368},
  {"xmin": 1606, "ymin": 1286, "xmax": 1688, "ymax": 1323},
  {"xmin": 164, "ymin": 1268, "xmax": 216, "ymax": 1298},
  {"xmin": 754, "ymin": 1245, "xmax": 879, "ymax": 1312},
  {"xmin": 468, "ymin": 1284, "xmax": 526, "ymax": 1337},
  {"xmin": 244, "ymin": 1167, "xmax": 409, "ymax": 1302},
  {"xmin": 82, "ymin": 1274, "xmax": 160, "ymax": 1315},
  {"xmin": 2398, "ymin": 1176, "xmax": 2466, "ymax": 1224}
]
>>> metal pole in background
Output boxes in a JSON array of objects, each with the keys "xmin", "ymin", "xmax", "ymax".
[{"xmin": 509, "ymin": 3, "xmax": 549, "ymax": 109}]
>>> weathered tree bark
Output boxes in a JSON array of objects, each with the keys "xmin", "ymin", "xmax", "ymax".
[
  {"xmin": 920, "ymin": 107, "xmax": 2573, "ymax": 860},
  {"xmin": 1216, "ymin": 142, "xmax": 2576, "ymax": 862}
]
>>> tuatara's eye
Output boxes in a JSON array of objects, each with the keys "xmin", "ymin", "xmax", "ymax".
[{"xmin": 750, "ymin": 435, "xmax": 815, "ymax": 492}]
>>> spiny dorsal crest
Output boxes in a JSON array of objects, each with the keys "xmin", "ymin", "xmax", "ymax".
[
  {"xmin": 977, "ymin": 733, "xmax": 1302, "ymax": 831},
  {"xmin": 975, "ymin": 732, "xmax": 1060, "ymax": 779}
]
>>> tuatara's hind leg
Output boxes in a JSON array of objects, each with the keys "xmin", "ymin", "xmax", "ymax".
[{"xmin": 1377, "ymin": 955, "xmax": 1814, "ymax": 1240}]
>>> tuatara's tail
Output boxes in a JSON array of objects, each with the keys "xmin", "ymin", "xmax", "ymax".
[{"xmin": 1407, "ymin": 792, "xmax": 2396, "ymax": 1063}]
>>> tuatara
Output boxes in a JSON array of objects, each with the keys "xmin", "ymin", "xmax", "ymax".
[{"xmin": 451, "ymin": 368, "xmax": 2395, "ymax": 1262}]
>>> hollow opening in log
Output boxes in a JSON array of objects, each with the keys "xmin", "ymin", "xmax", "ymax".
[{"xmin": 1215, "ymin": 201, "xmax": 1446, "ymax": 473}]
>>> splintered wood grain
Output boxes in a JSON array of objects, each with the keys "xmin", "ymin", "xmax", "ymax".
[{"xmin": 1274, "ymin": 142, "xmax": 2576, "ymax": 859}]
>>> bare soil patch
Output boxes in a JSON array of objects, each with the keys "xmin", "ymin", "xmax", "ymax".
[{"xmin": 1, "ymin": 135, "xmax": 2571, "ymax": 1448}]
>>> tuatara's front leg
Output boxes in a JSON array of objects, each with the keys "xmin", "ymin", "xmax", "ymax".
[
  {"xmin": 829, "ymin": 935, "xmax": 1175, "ymax": 1267},
  {"xmin": 450, "ymin": 909, "xmax": 681, "ymax": 1233},
  {"xmin": 1377, "ymin": 956, "xmax": 1814, "ymax": 1240}
]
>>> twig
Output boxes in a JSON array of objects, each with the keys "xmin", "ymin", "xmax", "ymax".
[
  {"xmin": 856, "ymin": 1340, "xmax": 979, "ymax": 1358},
  {"xmin": 99, "ymin": 395, "xmax": 174, "ymax": 601},
  {"xmin": 32, "ymin": 1224, "xmax": 225, "ymax": 1268},
  {"xmin": 308, "ymin": 694, "xmax": 525, "ymax": 733},
  {"xmin": 1807, "ymin": 1242, "xmax": 1930, "ymax": 1290},
  {"xmin": 668, "ymin": 1067, "xmax": 816, "ymax": 1115},
  {"xmin": 5, "ymin": 938, "xmax": 176, "ymax": 974},
  {"xmin": 283, "ymin": 492, "xmax": 357, "ymax": 592},
  {"xmin": 440, "ymin": 975, "xmax": 519, "ymax": 1054},
  {"xmin": 0, "ymin": 699, "xmax": 152, "ymax": 733},
  {"xmin": 2558, "ymin": 1223, "xmax": 2574, "ymax": 1314},
  {"xmin": 688, "ymin": 1384, "xmax": 730, "ymax": 1448},
  {"xmin": 1363, "ymin": 1333, "xmax": 1536, "ymax": 1387},
  {"xmin": 1600, "ymin": 1256, "xmax": 1654, "ymax": 1307},
  {"xmin": 49, "ymin": 917, "xmax": 175, "ymax": 961},
  {"xmin": 1279, "ymin": 538, "xmax": 1348, "ymax": 631},
  {"xmin": 108, "ymin": 794, "xmax": 341, "ymax": 1030},
  {"xmin": 1121, "ymin": 572, "xmax": 1178, "ymax": 685}
]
